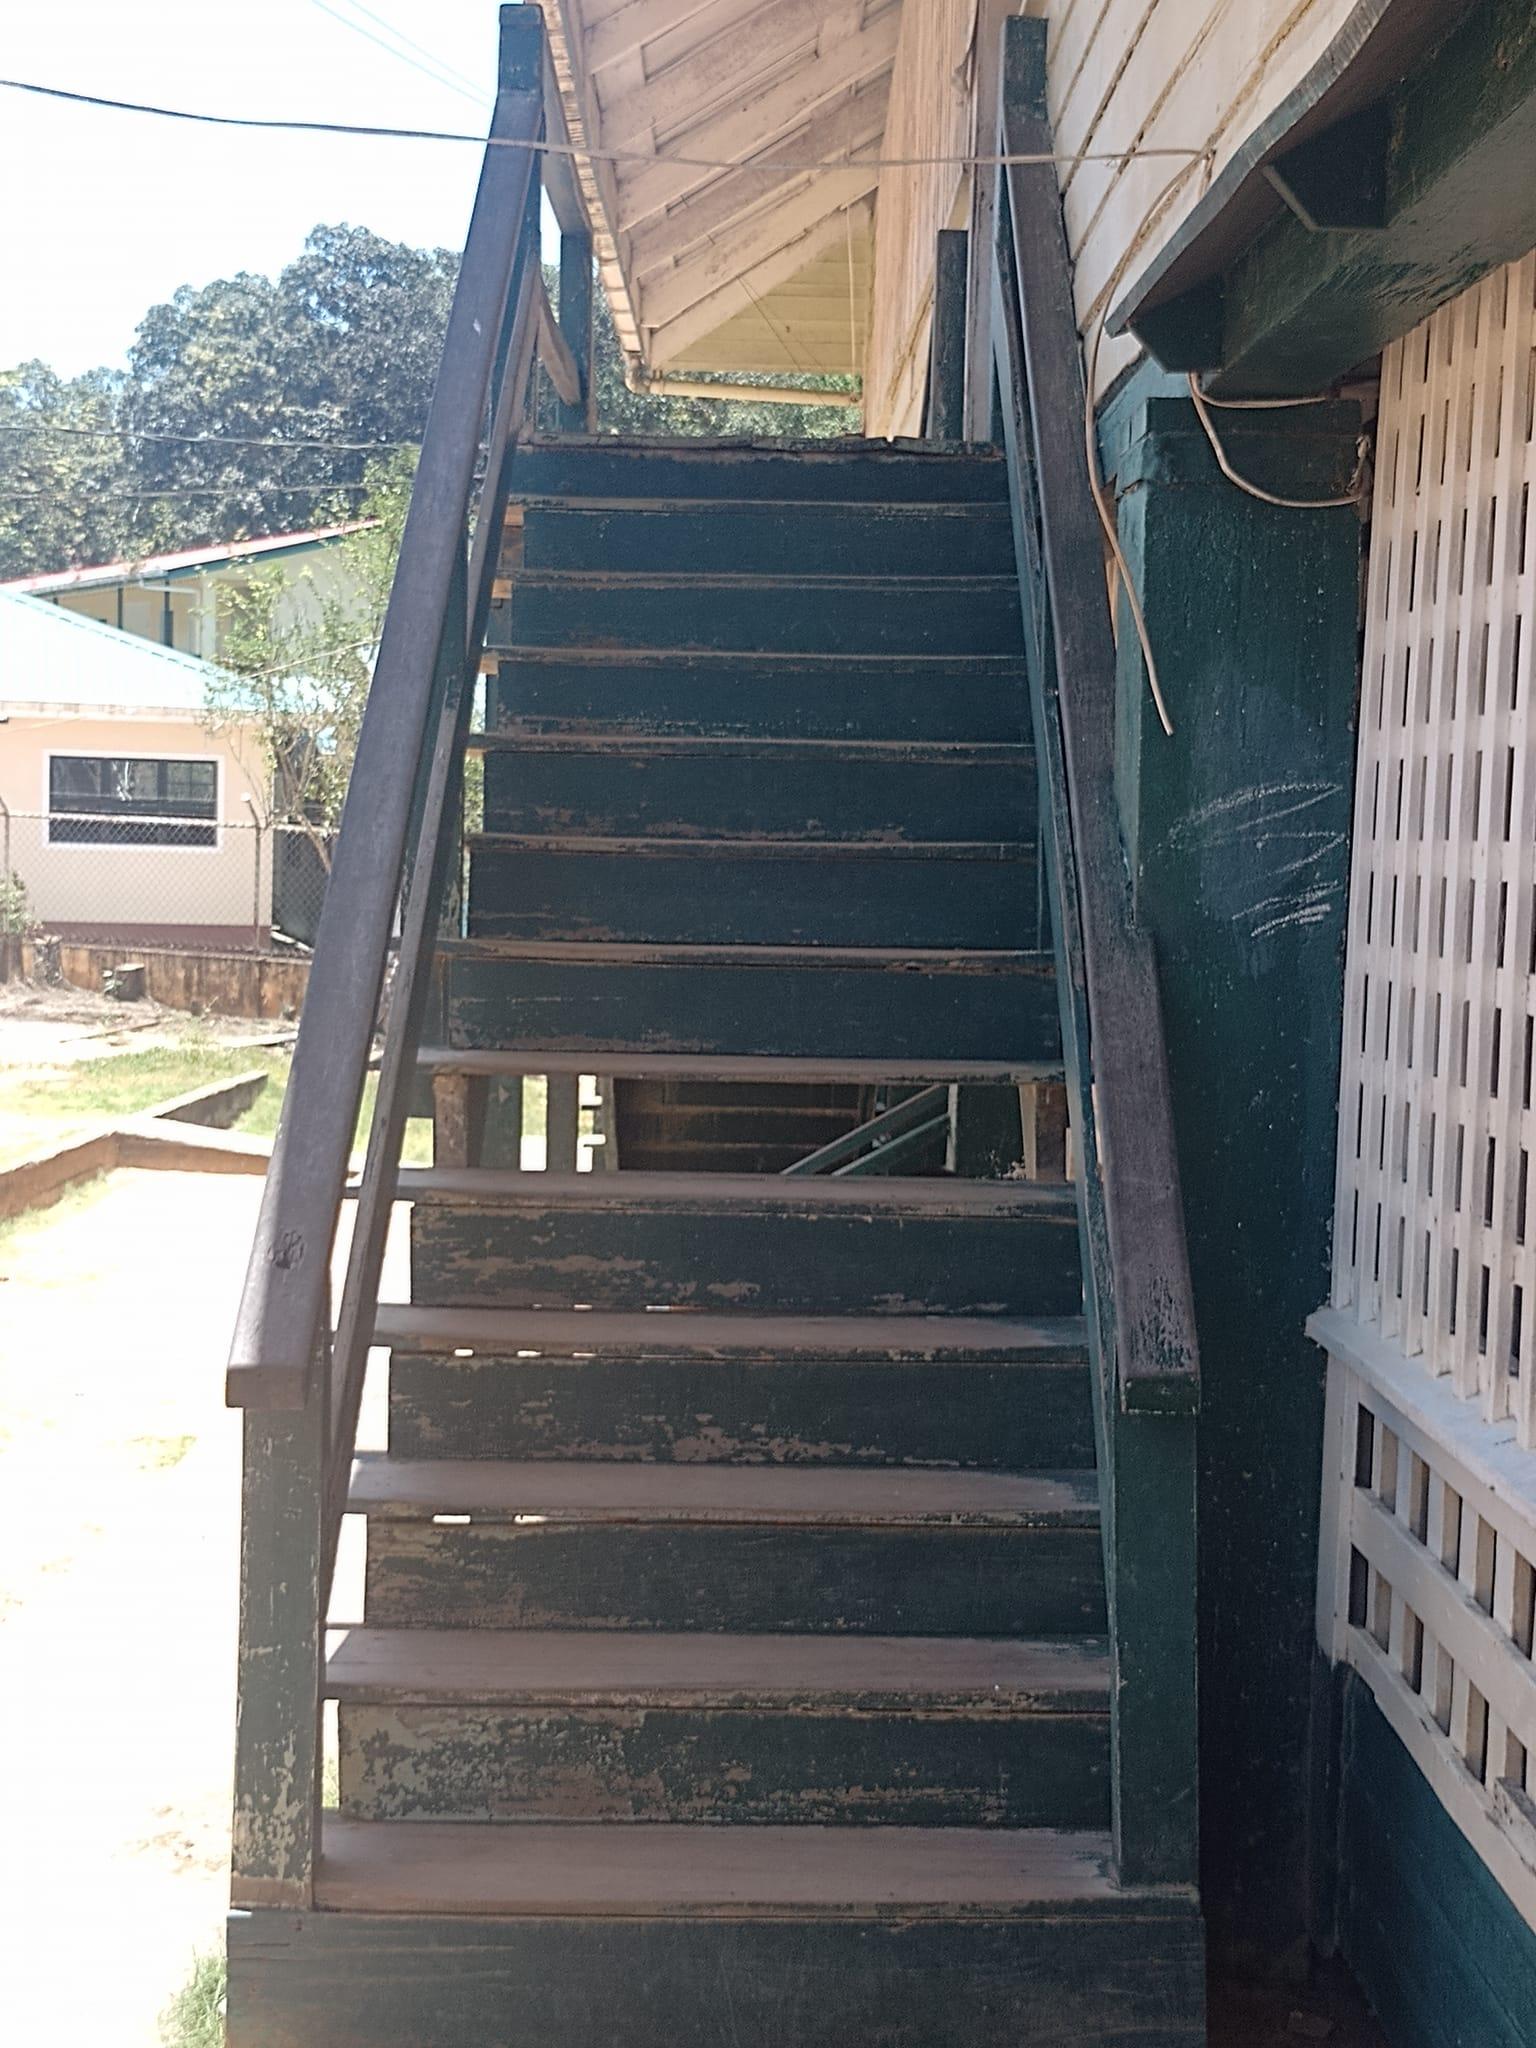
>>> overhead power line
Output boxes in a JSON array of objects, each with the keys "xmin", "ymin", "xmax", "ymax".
[
  {"xmin": 0, "ymin": 480, "xmax": 373, "ymax": 504},
  {"xmin": 307, "ymin": 0, "xmax": 488, "ymax": 110},
  {"xmin": 0, "ymin": 422, "xmax": 419, "ymax": 454},
  {"xmin": 0, "ymin": 75, "xmax": 1209, "ymax": 175}
]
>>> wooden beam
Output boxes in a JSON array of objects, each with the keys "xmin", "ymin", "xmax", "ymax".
[
  {"xmin": 647, "ymin": 198, "xmax": 872, "ymax": 366},
  {"xmin": 613, "ymin": 11, "xmax": 899, "ymax": 236},
  {"xmin": 926, "ymin": 229, "xmax": 968, "ymax": 441},
  {"xmin": 639, "ymin": 161, "xmax": 879, "ymax": 333},
  {"xmin": 1109, "ymin": 0, "xmax": 1534, "ymax": 396},
  {"xmin": 628, "ymin": 78, "xmax": 889, "ymax": 284}
]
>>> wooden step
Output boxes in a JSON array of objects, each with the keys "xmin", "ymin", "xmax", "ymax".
[
  {"xmin": 372, "ymin": 1303, "xmax": 1087, "ymax": 1357},
  {"xmin": 519, "ymin": 499, "xmax": 1017, "ymax": 580},
  {"xmin": 329, "ymin": 1629, "xmax": 1111, "ymax": 1830},
  {"xmin": 486, "ymin": 651, "xmax": 1029, "ymax": 744},
  {"xmin": 474, "ymin": 735, "xmax": 1037, "ymax": 845},
  {"xmin": 418, "ymin": 1047, "xmax": 1060, "ymax": 1085},
  {"xmin": 508, "ymin": 436, "xmax": 1011, "ymax": 505},
  {"xmin": 386, "ymin": 1337, "xmax": 1096, "ymax": 1470},
  {"xmin": 465, "ymin": 836, "xmax": 1037, "ymax": 949},
  {"xmin": 355, "ymin": 1459, "xmax": 1104, "ymax": 1637},
  {"xmin": 498, "ymin": 573, "xmax": 1023, "ymax": 658},
  {"xmin": 440, "ymin": 939, "xmax": 1060, "ymax": 1063},
  {"xmin": 401, "ymin": 1170, "xmax": 1082, "ymax": 1318}
]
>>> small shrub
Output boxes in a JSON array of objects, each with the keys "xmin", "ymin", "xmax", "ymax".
[
  {"xmin": 0, "ymin": 870, "xmax": 34, "ymax": 937},
  {"xmin": 160, "ymin": 1947, "xmax": 226, "ymax": 2048}
]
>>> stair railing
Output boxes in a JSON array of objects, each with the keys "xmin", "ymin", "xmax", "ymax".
[
  {"xmin": 225, "ymin": 6, "xmax": 590, "ymax": 1913},
  {"xmin": 988, "ymin": 16, "xmax": 1202, "ymax": 1889}
]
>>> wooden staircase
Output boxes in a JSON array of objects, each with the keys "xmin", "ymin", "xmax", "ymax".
[{"xmin": 224, "ymin": 16, "xmax": 1204, "ymax": 2043}]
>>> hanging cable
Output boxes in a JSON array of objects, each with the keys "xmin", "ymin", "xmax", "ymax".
[{"xmin": 1187, "ymin": 375, "xmax": 1370, "ymax": 510}]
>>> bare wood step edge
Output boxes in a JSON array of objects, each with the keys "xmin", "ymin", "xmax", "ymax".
[
  {"xmin": 465, "ymin": 734, "xmax": 1034, "ymax": 760},
  {"xmin": 377, "ymin": 1169, "xmax": 1078, "ymax": 1217},
  {"xmin": 346, "ymin": 1456, "xmax": 1100, "ymax": 1525},
  {"xmin": 467, "ymin": 834, "xmax": 1029, "ymax": 862},
  {"xmin": 369, "ymin": 1305, "xmax": 1089, "ymax": 1360},
  {"xmin": 325, "ymin": 1627, "xmax": 1112, "ymax": 1709},
  {"xmin": 417, "ymin": 1048, "xmax": 1062, "ymax": 1085},
  {"xmin": 314, "ymin": 1820, "xmax": 1197, "ymax": 1918}
]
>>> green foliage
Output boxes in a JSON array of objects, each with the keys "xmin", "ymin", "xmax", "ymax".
[
  {"xmin": 0, "ymin": 362, "xmax": 131, "ymax": 577},
  {"xmin": 0, "ymin": 870, "xmax": 35, "ymax": 937},
  {"xmin": 158, "ymin": 1948, "xmax": 226, "ymax": 2048},
  {"xmin": 206, "ymin": 454, "xmax": 414, "ymax": 834}
]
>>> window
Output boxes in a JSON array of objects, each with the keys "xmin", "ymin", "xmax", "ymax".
[{"xmin": 47, "ymin": 755, "xmax": 218, "ymax": 847}]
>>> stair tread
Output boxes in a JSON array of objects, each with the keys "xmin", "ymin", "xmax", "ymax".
[
  {"xmin": 417, "ymin": 1047, "xmax": 1060, "ymax": 1084},
  {"xmin": 348, "ymin": 1456, "xmax": 1099, "ymax": 1525},
  {"xmin": 326, "ymin": 1627, "xmax": 1111, "ymax": 1707},
  {"xmin": 373, "ymin": 1304, "xmax": 1087, "ymax": 1358},
  {"xmin": 385, "ymin": 1168, "xmax": 1076, "ymax": 1218},
  {"xmin": 468, "ymin": 833, "xmax": 1027, "ymax": 860},
  {"xmin": 471, "ymin": 737, "xmax": 1032, "ymax": 762},
  {"xmin": 442, "ymin": 937, "xmax": 1043, "ymax": 966},
  {"xmin": 315, "ymin": 1819, "xmax": 1191, "ymax": 1917}
]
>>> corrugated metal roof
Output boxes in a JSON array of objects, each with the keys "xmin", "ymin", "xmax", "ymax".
[
  {"xmin": 0, "ymin": 521, "xmax": 371, "ymax": 597},
  {"xmin": 0, "ymin": 589, "xmax": 234, "ymax": 714}
]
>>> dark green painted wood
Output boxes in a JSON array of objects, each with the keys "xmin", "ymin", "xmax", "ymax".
[
  {"xmin": 442, "ymin": 942, "xmax": 1063, "ymax": 1063},
  {"xmin": 928, "ymin": 229, "xmax": 970, "ymax": 442},
  {"xmin": 520, "ymin": 500, "xmax": 1016, "ymax": 580},
  {"xmin": 1264, "ymin": 100, "xmax": 1390, "ymax": 231},
  {"xmin": 230, "ymin": 1387, "xmax": 324, "ymax": 1908},
  {"xmin": 465, "ymin": 840, "xmax": 1038, "ymax": 949},
  {"xmin": 406, "ymin": 1186, "xmax": 1082, "ymax": 1317},
  {"xmin": 554, "ymin": 230, "xmax": 593, "ymax": 436},
  {"xmin": 480, "ymin": 741, "xmax": 1037, "ymax": 845},
  {"xmin": 1136, "ymin": 0, "xmax": 1536, "ymax": 393},
  {"xmin": 488, "ymin": 651, "xmax": 1029, "ymax": 743},
  {"xmin": 387, "ymin": 1349, "xmax": 1096, "ymax": 1469},
  {"xmin": 510, "ymin": 438, "xmax": 1010, "ymax": 504},
  {"xmin": 1107, "ymin": 376, "xmax": 1361, "ymax": 1950},
  {"xmin": 336, "ymin": 1699, "xmax": 1110, "ymax": 1828},
  {"xmin": 364, "ymin": 1519, "xmax": 1107, "ymax": 1636},
  {"xmin": 1336, "ymin": 1674, "xmax": 1536, "ymax": 2048},
  {"xmin": 229, "ymin": 1904, "xmax": 1207, "ymax": 2048},
  {"xmin": 501, "ymin": 573, "xmax": 1023, "ymax": 658}
]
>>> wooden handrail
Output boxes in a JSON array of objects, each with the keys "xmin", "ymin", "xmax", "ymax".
[
  {"xmin": 226, "ymin": 10, "xmax": 575, "ymax": 1410},
  {"xmin": 994, "ymin": 21, "xmax": 1199, "ymax": 1419}
]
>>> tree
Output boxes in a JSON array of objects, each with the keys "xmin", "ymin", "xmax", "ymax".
[
  {"xmin": 0, "ymin": 362, "xmax": 131, "ymax": 578},
  {"xmin": 204, "ymin": 454, "xmax": 414, "ymax": 861}
]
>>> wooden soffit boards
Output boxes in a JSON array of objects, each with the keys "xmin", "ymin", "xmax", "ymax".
[
  {"xmin": 1106, "ymin": 0, "xmax": 1536, "ymax": 396},
  {"xmin": 543, "ymin": 0, "xmax": 899, "ymax": 379}
]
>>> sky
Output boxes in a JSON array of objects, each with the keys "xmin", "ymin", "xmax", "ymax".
[{"xmin": 0, "ymin": 0, "xmax": 521, "ymax": 376}]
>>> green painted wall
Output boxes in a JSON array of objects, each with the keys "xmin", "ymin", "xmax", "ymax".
[
  {"xmin": 1107, "ymin": 378, "xmax": 1362, "ymax": 1967},
  {"xmin": 1337, "ymin": 1672, "xmax": 1536, "ymax": 2047}
]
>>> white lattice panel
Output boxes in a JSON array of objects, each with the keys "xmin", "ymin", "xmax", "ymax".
[{"xmin": 1334, "ymin": 255, "xmax": 1536, "ymax": 1447}]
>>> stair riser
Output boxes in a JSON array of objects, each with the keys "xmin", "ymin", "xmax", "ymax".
[
  {"xmin": 509, "ymin": 445, "xmax": 1011, "ymax": 504},
  {"xmin": 387, "ymin": 1354, "xmax": 1097, "ymax": 1470},
  {"xmin": 364, "ymin": 1523, "xmax": 1106, "ymax": 1635},
  {"xmin": 520, "ymin": 503, "xmax": 1018, "ymax": 580},
  {"xmin": 488, "ymin": 658, "xmax": 1029, "ymax": 743},
  {"xmin": 499, "ymin": 579, "xmax": 1023, "ymax": 657},
  {"xmin": 444, "ymin": 954, "xmax": 1062, "ymax": 1063},
  {"xmin": 408, "ymin": 1204, "xmax": 1082, "ymax": 1317},
  {"xmin": 466, "ymin": 846, "xmax": 1039, "ymax": 949},
  {"xmin": 336, "ymin": 1703, "xmax": 1110, "ymax": 1829},
  {"xmin": 481, "ymin": 748, "xmax": 1037, "ymax": 844},
  {"xmin": 229, "ymin": 1909, "xmax": 1207, "ymax": 2048}
]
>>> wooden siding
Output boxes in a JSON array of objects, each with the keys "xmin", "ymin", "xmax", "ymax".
[{"xmin": 863, "ymin": 0, "xmax": 1362, "ymax": 432}]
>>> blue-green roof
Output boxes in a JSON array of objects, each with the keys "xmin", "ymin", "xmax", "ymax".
[{"xmin": 0, "ymin": 589, "xmax": 230, "ymax": 714}]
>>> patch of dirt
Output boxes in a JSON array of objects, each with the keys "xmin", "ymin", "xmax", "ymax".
[{"xmin": 0, "ymin": 975, "xmax": 289, "ymax": 1065}]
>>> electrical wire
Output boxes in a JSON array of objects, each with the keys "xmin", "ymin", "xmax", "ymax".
[
  {"xmin": 0, "ymin": 75, "xmax": 1208, "ymax": 175},
  {"xmin": 306, "ymin": 0, "xmax": 488, "ymax": 111},
  {"xmin": 0, "ymin": 481, "xmax": 373, "ymax": 503},
  {"xmin": 0, "ymin": 422, "xmax": 418, "ymax": 453},
  {"xmin": 1187, "ymin": 375, "xmax": 1369, "ymax": 510}
]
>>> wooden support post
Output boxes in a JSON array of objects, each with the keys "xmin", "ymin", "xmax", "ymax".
[
  {"xmin": 231, "ymin": 1366, "xmax": 324, "ymax": 1910},
  {"xmin": 546, "ymin": 1071, "xmax": 580, "ymax": 1173},
  {"xmin": 946, "ymin": 1082, "xmax": 1023, "ymax": 1177},
  {"xmin": 1020, "ymin": 1080, "xmax": 1068, "ymax": 1181},
  {"xmin": 479, "ymin": 1077, "xmax": 528, "ymax": 1170},
  {"xmin": 431, "ymin": 1072, "xmax": 488, "ymax": 1169},
  {"xmin": 557, "ymin": 229, "xmax": 595, "ymax": 433},
  {"xmin": 927, "ymin": 229, "xmax": 968, "ymax": 442}
]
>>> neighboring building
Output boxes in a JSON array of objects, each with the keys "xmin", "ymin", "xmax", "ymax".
[
  {"xmin": 0, "ymin": 588, "xmax": 271, "ymax": 945},
  {"xmin": 0, "ymin": 522, "xmax": 369, "ymax": 664}
]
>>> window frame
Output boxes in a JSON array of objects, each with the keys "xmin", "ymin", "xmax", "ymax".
[{"xmin": 43, "ymin": 747, "xmax": 224, "ymax": 853}]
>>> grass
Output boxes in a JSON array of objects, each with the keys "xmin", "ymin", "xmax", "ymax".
[
  {"xmin": 160, "ymin": 1948, "xmax": 226, "ymax": 2048},
  {"xmin": 131, "ymin": 1432, "xmax": 197, "ymax": 1470},
  {"xmin": 2, "ymin": 1040, "xmax": 290, "ymax": 1127},
  {"xmin": 237, "ymin": 1062, "xmax": 435, "ymax": 1166}
]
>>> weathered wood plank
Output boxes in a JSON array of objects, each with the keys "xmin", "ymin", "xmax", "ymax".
[
  {"xmin": 487, "ymin": 651, "xmax": 1030, "ymax": 744},
  {"xmin": 926, "ymin": 229, "xmax": 969, "ymax": 442},
  {"xmin": 508, "ymin": 437, "xmax": 1008, "ymax": 504},
  {"xmin": 387, "ymin": 1348, "xmax": 1095, "ymax": 1469},
  {"xmin": 228, "ymin": 1898, "xmax": 1205, "ymax": 2048},
  {"xmin": 465, "ymin": 839, "xmax": 1038, "ymax": 949},
  {"xmin": 442, "ymin": 940, "xmax": 1062, "ymax": 1063}
]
